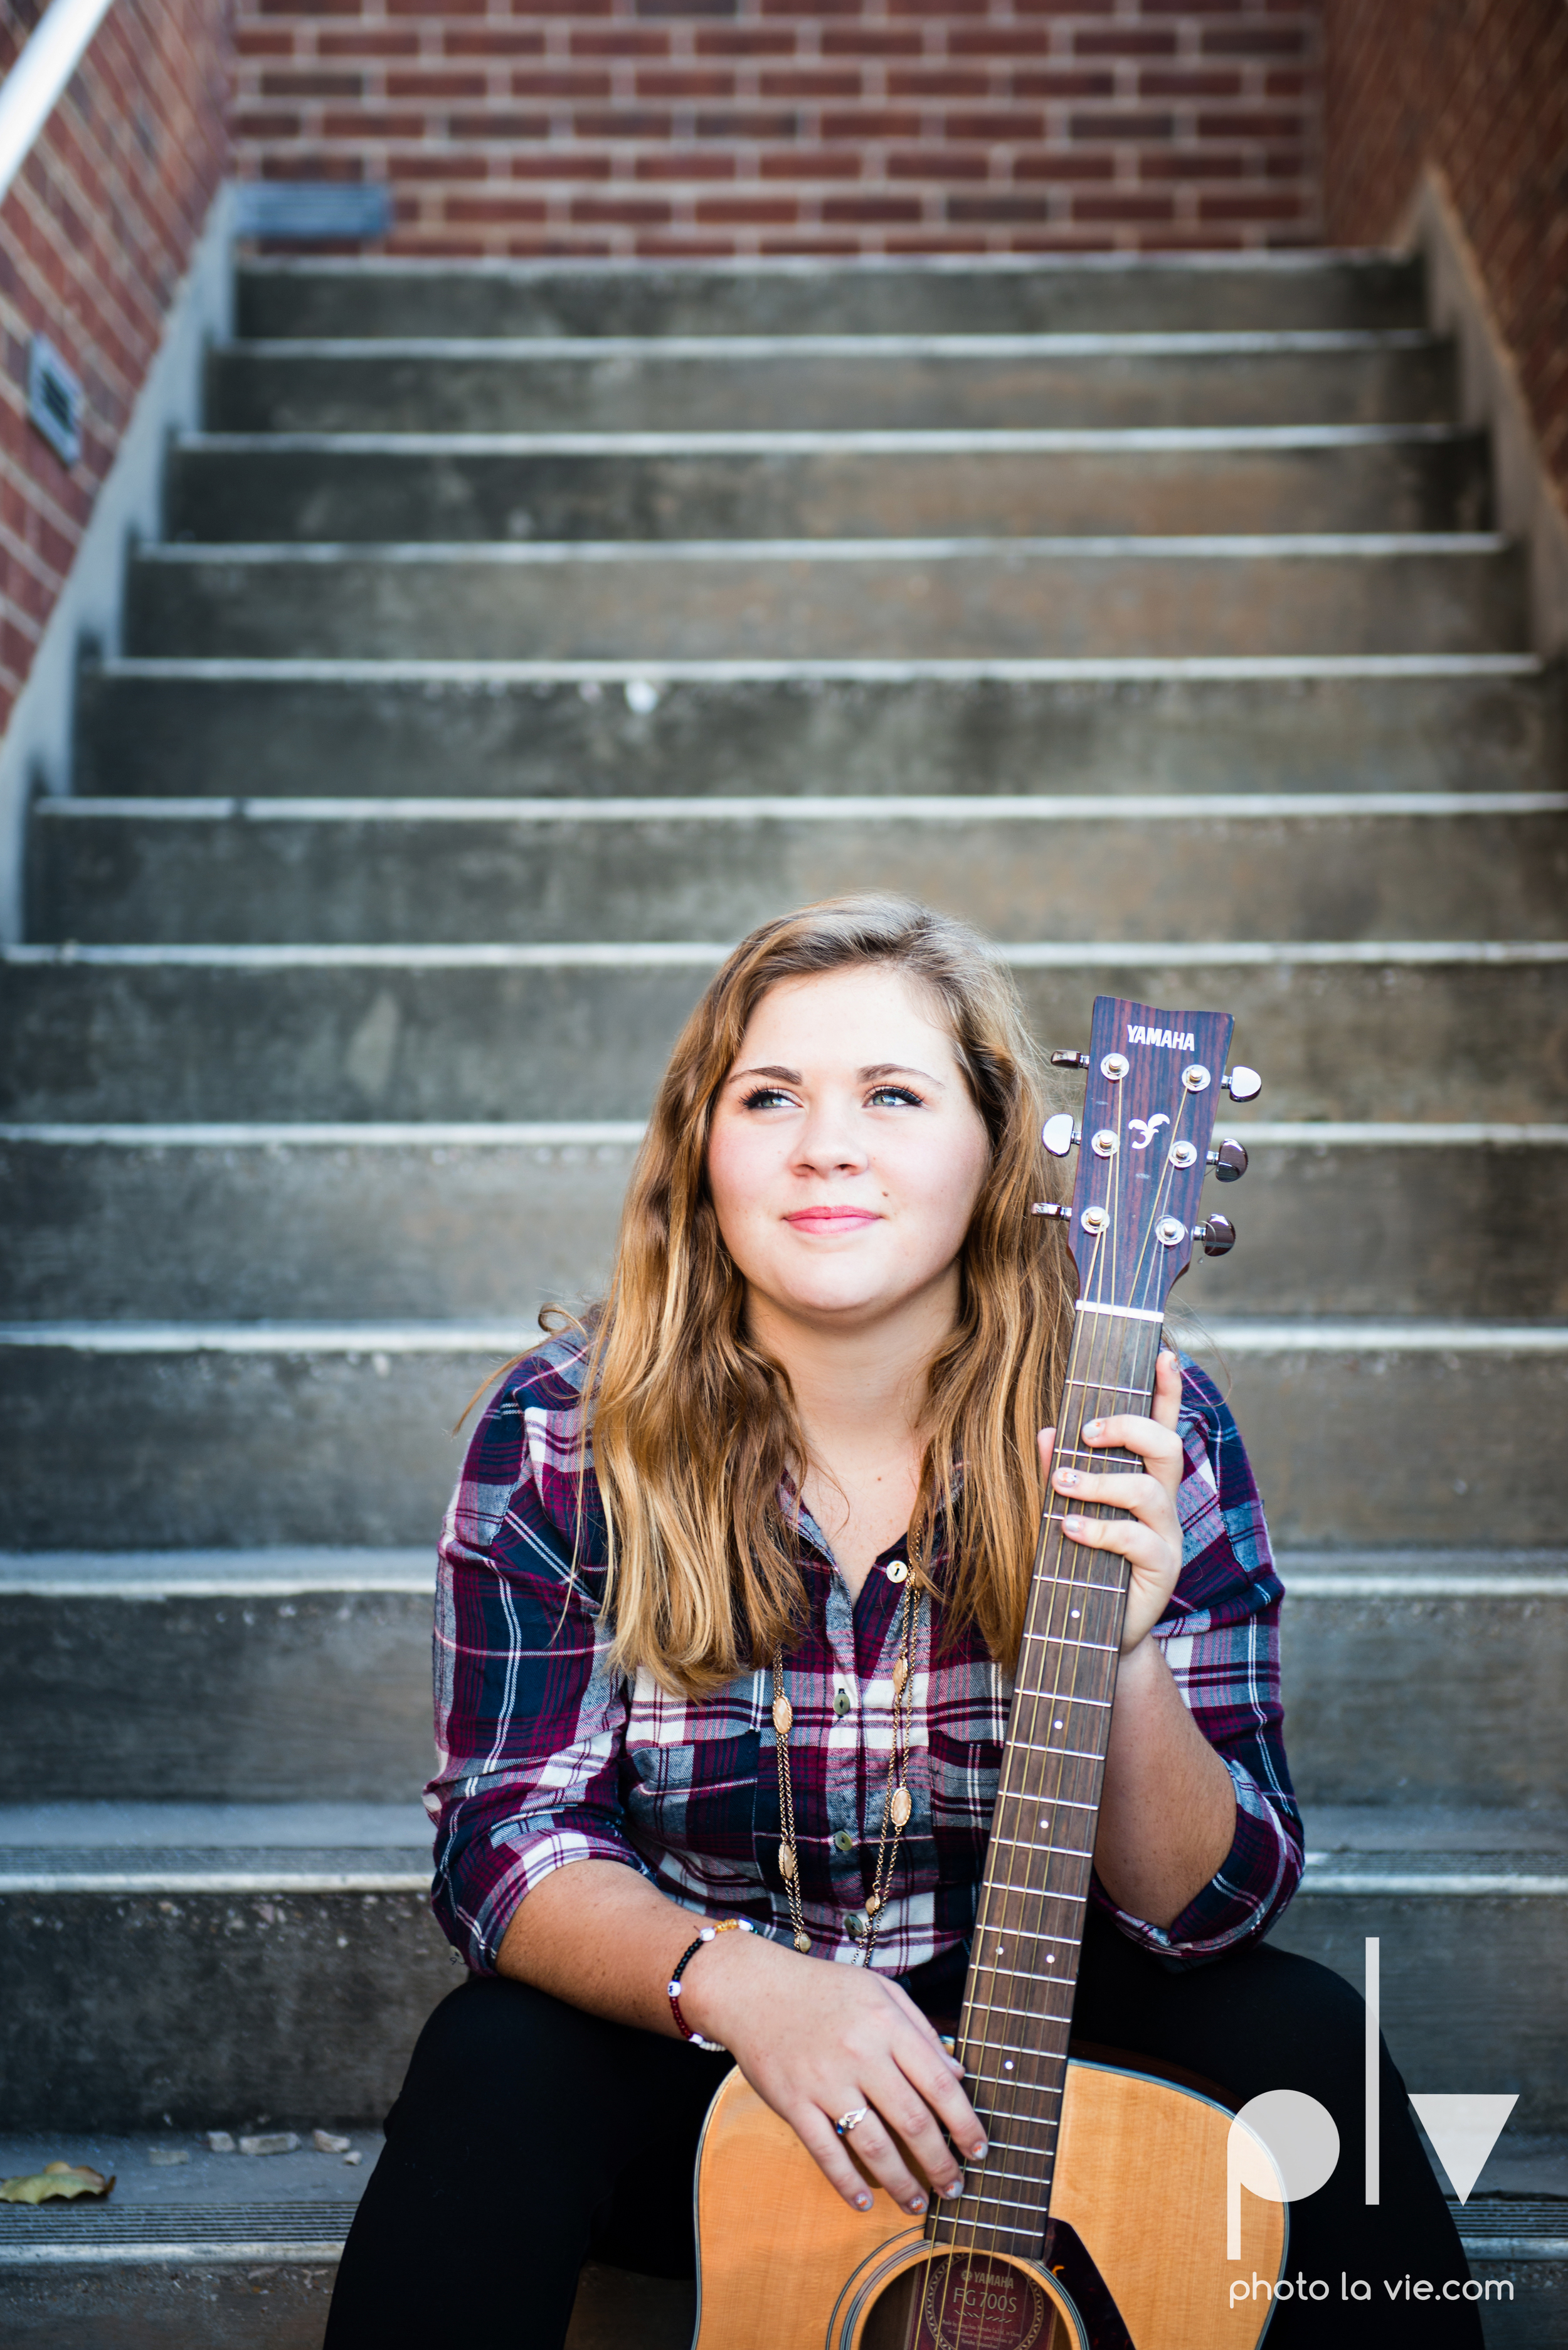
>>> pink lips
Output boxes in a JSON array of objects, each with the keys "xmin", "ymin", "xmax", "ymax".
[{"xmin": 783, "ymin": 1207, "xmax": 882, "ymax": 1233}]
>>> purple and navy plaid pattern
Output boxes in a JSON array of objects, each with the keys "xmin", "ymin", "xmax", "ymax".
[{"xmin": 428, "ymin": 1334, "xmax": 1303, "ymax": 1979}]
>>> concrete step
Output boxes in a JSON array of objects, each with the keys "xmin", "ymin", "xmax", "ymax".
[
  {"xmin": 0, "ymin": 2191, "xmax": 1559, "ymax": 2350},
  {"xmin": 1281, "ymin": 1555, "xmax": 1568, "ymax": 1811},
  {"xmin": 0, "ymin": 1321, "xmax": 1562, "ymax": 1550},
  {"xmin": 1270, "ymin": 1805, "xmax": 1568, "ymax": 2128},
  {"xmin": 0, "ymin": 1551, "xmax": 433, "ymax": 1804},
  {"xmin": 31, "ymin": 794, "xmax": 1568, "ymax": 949},
  {"xmin": 4, "ymin": 1123, "xmax": 1564, "ymax": 1324},
  {"xmin": 124, "ymin": 536, "xmax": 1530, "ymax": 662},
  {"xmin": 163, "ymin": 428, "xmax": 1492, "ymax": 545},
  {"xmin": 3, "ymin": 945, "xmax": 1565, "ymax": 1123},
  {"xmin": 0, "ymin": 1803, "xmax": 443, "ymax": 2130},
  {"xmin": 3, "ymin": 1547, "xmax": 1562, "ymax": 1813},
  {"xmin": 73, "ymin": 656, "xmax": 1564, "ymax": 804},
  {"xmin": 235, "ymin": 255, "xmax": 1428, "ymax": 341},
  {"xmin": 208, "ymin": 329, "xmax": 1458, "ymax": 435},
  {"xmin": 1, "ymin": 1802, "xmax": 1562, "ymax": 2130}
]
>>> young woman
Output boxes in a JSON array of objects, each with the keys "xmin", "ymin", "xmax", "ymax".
[{"xmin": 326, "ymin": 895, "xmax": 1477, "ymax": 2347}]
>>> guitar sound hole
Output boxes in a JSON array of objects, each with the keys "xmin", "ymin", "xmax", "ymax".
[{"xmin": 862, "ymin": 2253, "xmax": 1062, "ymax": 2350}]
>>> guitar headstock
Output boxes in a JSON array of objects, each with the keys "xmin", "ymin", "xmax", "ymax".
[{"xmin": 1038, "ymin": 995, "xmax": 1258, "ymax": 1319}]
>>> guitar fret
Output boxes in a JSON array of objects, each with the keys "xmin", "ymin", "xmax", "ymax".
[
  {"xmin": 944, "ymin": 2184, "xmax": 1054, "ymax": 2218},
  {"xmin": 967, "ymin": 1964, "xmax": 1078, "ymax": 1990},
  {"xmin": 977, "ymin": 1922, "xmax": 1083, "ymax": 1947},
  {"xmin": 980, "ymin": 1836, "xmax": 1094, "ymax": 1859},
  {"xmin": 963, "ymin": 2036, "xmax": 1067, "ymax": 2061},
  {"xmin": 1062, "ymin": 1376, "xmax": 1148, "ymax": 1396},
  {"xmin": 1008, "ymin": 1738, "xmax": 1105, "ymax": 1759},
  {"xmin": 930, "ymin": 2216, "xmax": 1042, "ymax": 2242},
  {"xmin": 1019, "ymin": 1629, "xmax": 1117, "ymax": 1652}
]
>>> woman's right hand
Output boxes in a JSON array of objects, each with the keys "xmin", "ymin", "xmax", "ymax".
[{"xmin": 683, "ymin": 1929, "xmax": 987, "ymax": 2216}]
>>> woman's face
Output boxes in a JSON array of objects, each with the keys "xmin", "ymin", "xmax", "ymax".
[{"xmin": 706, "ymin": 964, "xmax": 993, "ymax": 1337}]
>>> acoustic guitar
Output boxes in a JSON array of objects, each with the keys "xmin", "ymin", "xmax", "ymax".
[{"xmin": 690, "ymin": 994, "xmax": 1287, "ymax": 2349}]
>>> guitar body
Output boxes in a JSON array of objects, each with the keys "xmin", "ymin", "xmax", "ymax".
[{"xmin": 692, "ymin": 2060, "xmax": 1286, "ymax": 2350}]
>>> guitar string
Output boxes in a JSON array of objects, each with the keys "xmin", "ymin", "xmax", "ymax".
[{"xmin": 946, "ymin": 1198, "xmax": 1119, "ymax": 2287}]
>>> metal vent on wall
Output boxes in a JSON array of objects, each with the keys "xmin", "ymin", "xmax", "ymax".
[
  {"xmin": 27, "ymin": 334, "xmax": 83, "ymax": 467},
  {"xmin": 234, "ymin": 183, "xmax": 393, "ymax": 243}
]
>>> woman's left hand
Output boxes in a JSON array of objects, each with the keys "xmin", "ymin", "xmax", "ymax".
[{"xmin": 1037, "ymin": 1347, "xmax": 1185, "ymax": 1655}]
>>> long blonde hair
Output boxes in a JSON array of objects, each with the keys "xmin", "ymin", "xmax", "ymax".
[{"xmin": 578, "ymin": 894, "xmax": 1074, "ymax": 1694}]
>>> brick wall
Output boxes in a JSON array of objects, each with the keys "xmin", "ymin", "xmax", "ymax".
[
  {"xmin": 0, "ymin": 0, "xmax": 232, "ymax": 738},
  {"xmin": 232, "ymin": 1, "xmax": 1323, "ymax": 259},
  {"xmin": 1323, "ymin": 0, "xmax": 1568, "ymax": 506}
]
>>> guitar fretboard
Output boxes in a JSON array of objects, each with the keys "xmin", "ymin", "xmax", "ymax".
[{"xmin": 929, "ymin": 1311, "xmax": 1164, "ymax": 2261}]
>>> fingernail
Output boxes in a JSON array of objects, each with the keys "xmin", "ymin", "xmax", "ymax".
[
  {"xmin": 1065, "ymin": 1516, "xmax": 1086, "ymax": 1535},
  {"xmin": 1084, "ymin": 1419, "xmax": 1102, "ymax": 1438},
  {"xmin": 971, "ymin": 2140, "xmax": 988, "ymax": 2159},
  {"xmin": 854, "ymin": 2193, "xmax": 872, "ymax": 2211},
  {"xmin": 907, "ymin": 2195, "xmax": 928, "ymax": 2215},
  {"xmin": 1054, "ymin": 1467, "xmax": 1078, "ymax": 1489},
  {"xmin": 941, "ymin": 2179, "xmax": 963, "ymax": 2198}
]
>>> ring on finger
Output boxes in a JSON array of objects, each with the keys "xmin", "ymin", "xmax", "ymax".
[{"xmin": 834, "ymin": 2107, "xmax": 870, "ymax": 2138}]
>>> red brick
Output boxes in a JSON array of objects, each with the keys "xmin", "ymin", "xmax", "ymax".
[
  {"xmin": 1140, "ymin": 148, "xmax": 1247, "ymax": 177},
  {"xmin": 509, "ymin": 73, "xmax": 613, "ymax": 100},
  {"xmin": 635, "ymin": 72, "xmax": 738, "ymax": 97},
  {"xmin": 887, "ymin": 147, "xmax": 990, "ymax": 179},
  {"xmin": 635, "ymin": 151, "xmax": 739, "ymax": 178},
  {"xmin": 946, "ymin": 29, "xmax": 1054, "ymax": 56},
  {"xmin": 820, "ymin": 109, "xmax": 922, "ymax": 139},
  {"xmin": 384, "ymin": 152, "xmax": 493, "ymax": 181},
  {"xmin": 1198, "ymin": 189, "xmax": 1306, "ymax": 218},
  {"xmin": 448, "ymin": 114, "xmax": 554, "ymax": 141},
  {"xmin": 1195, "ymin": 110, "xmax": 1305, "ymax": 137},
  {"xmin": 1073, "ymin": 29, "xmax": 1179, "ymax": 54},
  {"xmin": 758, "ymin": 70, "xmax": 864, "ymax": 97},
  {"xmin": 568, "ymin": 28, "xmax": 672, "ymax": 55},
  {"xmin": 886, "ymin": 70, "xmax": 991, "ymax": 98},
  {"xmin": 446, "ymin": 197, "xmax": 549, "ymax": 224},
  {"xmin": 1014, "ymin": 150, "xmax": 1118, "ymax": 179},
  {"xmin": 695, "ymin": 196, "xmax": 802, "ymax": 223},
  {"xmin": 572, "ymin": 110, "xmax": 675, "ymax": 139},
  {"xmin": 822, "ymin": 194, "xmax": 925, "ymax": 221},
  {"xmin": 1012, "ymin": 72, "xmax": 1116, "ymax": 97},
  {"xmin": 571, "ymin": 196, "xmax": 674, "ymax": 224},
  {"xmin": 386, "ymin": 71, "xmax": 488, "ymax": 99},
  {"xmin": 694, "ymin": 110, "xmax": 802, "ymax": 137},
  {"xmin": 1072, "ymin": 192, "xmax": 1177, "ymax": 220},
  {"xmin": 259, "ymin": 72, "xmax": 363, "ymax": 98},
  {"xmin": 757, "ymin": 148, "xmax": 864, "ymax": 177},
  {"xmin": 320, "ymin": 31, "xmax": 420, "ymax": 58},
  {"xmin": 1200, "ymin": 26, "xmax": 1308, "ymax": 54},
  {"xmin": 510, "ymin": 151, "xmax": 614, "ymax": 180},
  {"xmin": 445, "ymin": 31, "xmax": 549, "ymax": 57},
  {"xmin": 1139, "ymin": 70, "xmax": 1244, "ymax": 95},
  {"xmin": 819, "ymin": 29, "xmax": 924, "ymax": 55},
  {"xmin": 233, "ymin": 109, "xmax": 301, "ymax": 140},
  {"xmin": 946, "ymin": 193, "xmax": 1054, "ymax": 221},
  {"xmin": 1071, "ymin": 109, "xmax": 1177, "ymax": 140},
  {"xmin": 945, "ymin": 109, "xmax": 1047, "ymax": 141},
  {"xmin": 320, "ymin": 110, "xmax": 428, "ymax": 141},
  {"xmin": 694, "ymin": 29, "xmax": 797, "ymax": 55}
]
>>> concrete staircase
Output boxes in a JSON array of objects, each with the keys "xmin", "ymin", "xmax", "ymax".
[{"xmin": 2, "ymin": 251, "xmax": 1565, "ymax": 2345}]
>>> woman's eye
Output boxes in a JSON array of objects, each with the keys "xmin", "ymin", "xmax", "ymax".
[
  {"xmin": 867, "ymin": 1085, "xmax": 923, "ymax": 1109},
  {"xmin": 739, "ymin": 1085, "xmax": 793, "ymax": 1111}
]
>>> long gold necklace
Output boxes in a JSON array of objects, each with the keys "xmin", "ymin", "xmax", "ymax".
[{"xmin": 771, "ymin": 1520, "xmax": 925, "ymax": 1965}]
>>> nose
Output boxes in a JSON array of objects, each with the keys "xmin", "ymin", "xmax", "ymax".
[{"xmin": 793, "ymin": 1095, "xmax": 870, "ymax": 1176}]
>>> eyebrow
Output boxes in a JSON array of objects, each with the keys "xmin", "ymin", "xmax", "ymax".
[{"xmin": 729, "ymin": 1061, "xmax": 943, "ymax": 1086}]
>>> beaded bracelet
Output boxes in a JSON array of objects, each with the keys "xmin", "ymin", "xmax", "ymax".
[{"xmin": 667, "ymin": 1917, "xmax": 756, "ymax": 2051}]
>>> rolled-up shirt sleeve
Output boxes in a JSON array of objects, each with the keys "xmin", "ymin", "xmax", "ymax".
[
  {"xmin": 1091, "ymin": 1358, "xmax": 1305, "ymax": 1965},
  {"xmin": 425, "ymin": 1359, "xmax": 651, "ymax": 1974}
]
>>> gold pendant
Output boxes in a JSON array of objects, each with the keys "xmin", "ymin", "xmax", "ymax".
[
  {"xmin": 779, "ymin": 1840, "xmax": 798, "ymax": 1881},
  {"xmin": 889, "ymin": 1785, "xmax": 912, "ymax": 1831},
  {"xmin": 793, "ymin": 1930, "xmax": 811, "ymax": 1954},
  {"xmin": 864, "ymin": 1891, "xmax": 882, "ymax": 1918},
  {"xmin": 771, "ymin": 1694, "xmax": 793, "ymax": 1736}
]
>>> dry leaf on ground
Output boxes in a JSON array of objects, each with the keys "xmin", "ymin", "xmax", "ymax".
[{"xmin": 1, "ymin": 2163, "xmax": 114, "ymax": 2204}]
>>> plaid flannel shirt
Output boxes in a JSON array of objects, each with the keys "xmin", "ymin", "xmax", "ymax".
[{"xmin": 428, "ymin": 1333, "xmax": 1303, "ymax": 1984}]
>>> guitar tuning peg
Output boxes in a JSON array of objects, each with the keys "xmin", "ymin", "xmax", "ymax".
[
  {"xmin": 1041, "ymin": 1114, "xmax": 1079, "ymax": 1157},
  {"xmin": 1194, "ymin": 1214, "xmax": 1237, "ymax": 1258},
  {"xmin": 1207, "ymin": 1138, "xmax": 1249, "ymax": 1183},
  {"xmin": 1222, "ymin": 1065, "xmax": 1262, "ymax": 1102},
  {"xmin": 1049, "ymin": 1050, "xmax": 1091, "ymax": 1070},
  {"xmin": 1030, "ymin": 1201, "xmax": 1071, "ymax": 1219}
]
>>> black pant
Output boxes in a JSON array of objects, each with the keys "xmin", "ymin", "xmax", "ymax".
[{"xmin": 325, "ymin": 1913, "xmax": 1479, "ymax": 2349}]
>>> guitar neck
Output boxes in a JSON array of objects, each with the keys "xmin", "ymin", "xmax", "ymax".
[{"xmin": 930, "ymin": 1304, "xmax": 1167, "ymax": 2259}]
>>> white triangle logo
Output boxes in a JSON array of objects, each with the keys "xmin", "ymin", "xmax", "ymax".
[{"xmin": 1409, "ymin": 2093, "xmax": 1519, "ymax": 2203}]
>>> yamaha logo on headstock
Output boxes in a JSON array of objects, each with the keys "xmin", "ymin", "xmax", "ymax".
[{"xmin": 1040, "ymin": 996, "xmax": 1259, "ymax": 1322}]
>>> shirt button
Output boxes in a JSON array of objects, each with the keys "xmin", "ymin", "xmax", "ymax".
[
  {"xmin": 834, "ymin": 1689, "xmax": 852, "ymax": 1717},
  {"xmin": 886, "ymin": 1559, "xmax": 909, "ymax": 1584},
  {"xmin": 833, "ymin": 1829, "xmax": 855, "ymax": 1854},
  {"xmin": 844, "ymin": 1911, "xmax": 868, "ymax": 1940}
]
